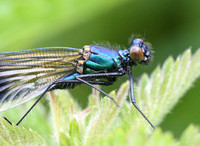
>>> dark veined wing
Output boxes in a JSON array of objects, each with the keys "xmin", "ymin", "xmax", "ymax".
[{"xmin": 0, "ymin": 47, "xmax": 82, "ymax": 112}]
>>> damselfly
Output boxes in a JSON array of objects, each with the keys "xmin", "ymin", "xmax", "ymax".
[{"xmin": 0, "ymin": 38, "xmax": 154, "ymax": 128}]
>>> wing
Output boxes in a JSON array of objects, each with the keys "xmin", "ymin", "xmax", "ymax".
[{"xmin": 0, "ymin": 47, "xmax": 82, "ymax": 112}]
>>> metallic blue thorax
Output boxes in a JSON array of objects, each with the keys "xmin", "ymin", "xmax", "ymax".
[
  {"xmin": 84, "ymin": 45, "xmax": 123, "ymax": 74},
  {"xmin": 63, "ymin": 45, "xmax": 129, "ymax": 81}
]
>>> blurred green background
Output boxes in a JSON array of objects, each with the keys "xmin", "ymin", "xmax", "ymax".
[{"xmin": 0, "ymin": 0, "xmax": 200, "ymax": 143}]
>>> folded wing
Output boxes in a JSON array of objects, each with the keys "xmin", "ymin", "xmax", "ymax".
[{"xmin": 0, "ymin": 47, "xmax": 82, "ymax": 112}]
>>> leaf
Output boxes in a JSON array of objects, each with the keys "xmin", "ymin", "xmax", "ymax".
[
  {"xmin": 83, "ymin": 81, "xmax": 129, "ymax": 146},
  {"xmin": 0, "ymin": 117, "xmax": 45, "ymax": 146},
  {"xmin": 49, "ymin": 48, "xmax": 200, "ymax": 145},
  {"xmin": 134, "ymin": 48, "xmax": 200, "ymax": 129},
  {"xmin": 94, "ymin": 48, "xmax": 200, "ymax": 145},
  {"xmin": 146, "ymin": 127, "xmax": 178, "ymax": 146},
  {"xmin": 49, "ymin": 90, "xmax": 83, "ymax": 145},
  {"xmin": 98, "ymin": 125, "xmax": 178, "ymax": 146},
  {"xmin": 180, "ymin": 125, "xmax": 200, "ymax": 146}
]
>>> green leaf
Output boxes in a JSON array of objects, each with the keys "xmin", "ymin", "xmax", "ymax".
[
  {"xmin": 83, "ymin": 81, "xmax": 129, "ymax": 146},
  {"xmin": 0, "ymin": 117, "xmax": 45, "ymax": 145},
  {"xmin": 49, "ymin": 90, "xmax": 84, "ymax": 145},
  {"xmin": 59, "ymin": 132, "xmax": 71, "ymax": 146},
  {"xmin": 69, "ymin": 119, "xmax": 81, "ymax": 146},
  {"xmin": 94, "ymin": 48, "xmax": 200, "ymax": 145},
  {"xmin": 134, "ymin": 48, "xmax": 200, "ymax": 129},
  {"xmin": 50, "ymin": 48, "xmax": 200, "ymax": 145},
  {"xmin": 180, "ymin": 125, "xmax": 200, "ymax": 146},
  {"xmin": 147, "ymin": 128, "xmax": 178, "ymax": 146}
]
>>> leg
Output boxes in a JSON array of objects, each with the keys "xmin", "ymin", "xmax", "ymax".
[
  {"xmin": 4, "ymin": 83, "xmax": 53, "ymax": 125},
  {"xmin": 15, "ymin": 81, "xmax": 56, "ymax": 125},
  {"xmin": 71, "ymin": 71, "xmax": 126, "ymax": 107},
  {"xmin": 4, "ymin": 79, "xmax": 111, "ymax": 125},
  {"xmin": 17, "ymin": 80, "xmax": 112, "ymax": 125},
  {"xmin": 55, "ymin": 72, "xmax": 124, "ymax": 107},
  {"xmin": 76, "ymin": 72, "xmax": 125, "ymax": 79},
  {"xmin": 54, "ymin": 79, "xmax": 113, "ymax": 86},
  {"xmin": 4, "ymin": 72, "xmax": 122, "ymax": 125},
  {"xmin": 127, "ymin": 66, "xmax": 155, "ymax": 129},
  {"xmin": 3, "ymin": 117, "xmax": 12, "ymax": 125},
  {"xmin": 76, "ymin": 76, "xmax": 119, "ymax": 107}
]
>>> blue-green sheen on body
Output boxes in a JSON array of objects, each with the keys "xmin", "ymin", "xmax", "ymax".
[{"xmin": 84, "ymin": 46, "xmax": 122, "ymax": 74}]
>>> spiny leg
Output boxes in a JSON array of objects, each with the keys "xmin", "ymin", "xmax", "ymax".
[
  {"xmin": 74, "ymin": 72, "xmax": 126, "ymax": 108},
  {"xmin": 3, "ymin": 117, "xmax": 12, "ymax": 125},
  {"xmin": 3, "ymin": 72, "xmax": 124, "ymax": 125},
  {"xmin": 76, "ymin": 76, "xmax": 119, "ymax": 107},
  {"xmin": 54, "ymin": 79, "xmax": 113, "ymax": 86},
  {"xmin": 16, "ymin": 83, "xmax": 56, "ymax": 125},
  {"xmin": 127, "ymin": 66, "xmax": 155, "ymax": 129},
  {"xmin": 3, "ymin": 83, "xmax": 53, "ymax": 126},
  {"xmin": 76, "ymin": 72, "xmax": 125, "ymax": 78},
  {"xmin": 3, "ymin": 80, "xmax": 112, "ymax": 125},
  {"xmin": 77, "ymin": 71, "xmax": 155, "ymax": 128}
]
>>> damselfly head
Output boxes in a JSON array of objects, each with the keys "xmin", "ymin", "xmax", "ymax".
[{"xmin": 129, "ymin": 38, "xmax": 151, "ymax": 65}]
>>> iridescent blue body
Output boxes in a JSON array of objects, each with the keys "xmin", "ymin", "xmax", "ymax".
[
  {"xmin": 55, "ymin": 46, "xmax": 125, "ymax": 88},
  {"xmin": 0, "ymin": 38, "xmax": 154, "ymax": 128},
  {"xmin": 59, "ymin": 46, "xmax": 123, "ymax": 80},
  {"xmin": 53, "ymin": 40, "xmax": 151, "ymax": 90}
]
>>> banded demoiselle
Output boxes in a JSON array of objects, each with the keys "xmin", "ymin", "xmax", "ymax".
[{"xmin": 0, "ymin": 38, "xmax": 154, "ymax": 128}]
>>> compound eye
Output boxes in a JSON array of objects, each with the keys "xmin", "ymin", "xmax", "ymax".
[
  {"xmin": 129, "ymin": 46, "xmax": 144, "ymax": 62},
  {"xmin": 133, "ymin": 39, "xmax": 144, "ymax": 47}
]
